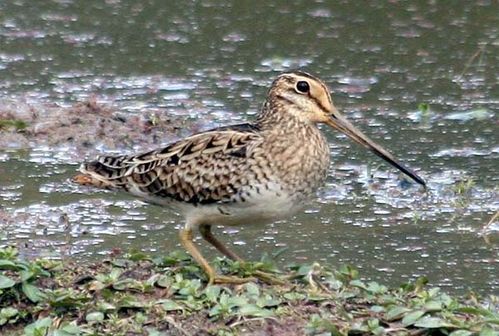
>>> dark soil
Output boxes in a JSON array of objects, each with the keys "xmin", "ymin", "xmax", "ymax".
[{"xmin": 0, "ymin": 98, "xmax": 187, "ymax": 156}]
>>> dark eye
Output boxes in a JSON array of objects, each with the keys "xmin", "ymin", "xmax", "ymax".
[{"xmin": 296, "ymin": 81, "xmax": 310, "ymax": 93}]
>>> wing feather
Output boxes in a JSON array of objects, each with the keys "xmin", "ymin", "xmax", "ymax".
[{"xmin": 78, "ymin": 123, "xmax": 261, "ymax": 205}]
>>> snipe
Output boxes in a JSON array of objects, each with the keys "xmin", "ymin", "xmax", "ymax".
[{"xmin": 73, "ymin": 71, "xmax": 426, "ymax": 284}]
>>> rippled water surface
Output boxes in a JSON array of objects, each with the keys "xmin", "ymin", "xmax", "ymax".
[{"xmin": 1, "ymin": 1, "xmax": 498, "ymax": 295}]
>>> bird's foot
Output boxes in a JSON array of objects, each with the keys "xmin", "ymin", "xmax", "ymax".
[
  {"xmin": 252, "ymin": 270, "xmax": 287, "ymax": 285},
  {"xmin": 208, "ymin": 274, "xmax": 257, "ymax": 285},
  {"xmin": 208, "ymin": 272, "xmax": 286, "ymax": 286}
]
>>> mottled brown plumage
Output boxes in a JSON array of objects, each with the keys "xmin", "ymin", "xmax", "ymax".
[
  {"xmin": 81, "ymin": 124, "xmax": 261, "ymax": 205},
  {"xmin": 74, "ymin": 71, "xmax": 425, "ymax": 284}
]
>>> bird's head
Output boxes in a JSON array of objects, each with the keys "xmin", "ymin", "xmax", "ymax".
[{"xmin": 263, "ymin": 71, "xmax": 426, "ymax": 188}]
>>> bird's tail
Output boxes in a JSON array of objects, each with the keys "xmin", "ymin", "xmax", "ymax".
[{"xmin": 72, "ymin": 155, "xmax": 132, "ymax": 190}]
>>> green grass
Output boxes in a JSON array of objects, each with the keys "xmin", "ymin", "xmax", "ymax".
[
  {"xmin": 0, "ymin": 119, "xmax": 28, "ymax": 131},
  {"xmin": 0, "ymin": 247, "xmax": 497, "ymax": 335}
]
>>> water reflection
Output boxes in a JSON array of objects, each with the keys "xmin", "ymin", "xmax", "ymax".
[{"xmin": 0, "ymin": 1, "xmax": 498, "ymax": 295}]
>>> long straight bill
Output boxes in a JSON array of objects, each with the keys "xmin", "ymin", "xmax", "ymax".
[{"xmin": 325, "ymin": 113, "xmax": 426, "ymax": 188}]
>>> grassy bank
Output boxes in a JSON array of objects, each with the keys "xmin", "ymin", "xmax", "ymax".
[{"xmin": 0, "ymin": 247, "xmax": 497, "ymax": 335}]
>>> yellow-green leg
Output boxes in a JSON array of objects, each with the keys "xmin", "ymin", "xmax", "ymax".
[
  {"xmin": 199, "ymin": 225, "xmax": 286, "ymax": 285},
  {"xmin": 199, "ymin": 224, "xmax": 244, "ymax": 261},
  {"xmin": 179, "ymin": 227, "xmax": 255, "ymax": 285}
]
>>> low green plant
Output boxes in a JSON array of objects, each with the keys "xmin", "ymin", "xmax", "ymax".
[
  {"xmin": 0, "ymin": 246, "xmax": 497, "ymax": 335},
  {"xmin": 0, "ymin": 247, "xmax": 50, "ymax": 303},
  {"xmin": 0, "ymin": 119, "xmax": 28, "ymax": 131}
]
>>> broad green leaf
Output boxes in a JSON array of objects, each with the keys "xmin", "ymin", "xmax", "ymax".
[
  {"xmin": 145, "ymin": 328, "xmax": 166, "ymax": 336},
  {"xmin": 96, "ymin": 302, "xmax": 116, "ymax": 312},
  {"xmin": 367, "ymin": 319, "xmax": 385, "ymax": 336},
  {"xmin": 0, "ymin": 247, "xmax": 18, "ymax": 260},
  {"xmin": 414, "ymin": 316, "xmax": 454, "ymax": 328},
  {"xmin": 457, "ymin": 306, "xmax": 495, "ymax": 318},
  {"xmin": 0, "ymin": 307, "xmax": 19, "ymax": 326},
  {"xmin": 53, "ymin": 330, "xmax": 74, "ymax": 336},
  {"xmin": 367, "ymin": 318, "xmax": 379, "ymax": 328},
  {"xmin": 24, "ymin": 317, "xmax": 52, "ymax": 336},
  {"xmin": 228, "ymin": 296, "xmax": 248, "ymax": 308},
  {"xmin": 338, "ymin": 290, "xmax": 357, "ymax": 299},
  {"xmin": 86, "ymin": 311, "xmax": 104, "ymax": 322},
  {"xmin": 401, "ymin": 310, "xmax": 425, "ymax": 326},
  {"xmin": 449, "ymin": 330, "xmax": 473, "ymax": 336},
  {"xmin": 244, "ymin": 282, "xmax": 260, "ymax": 297},
  {"xmin": 128, "ymin": 250, "xmax": 149, "ymax": 261},
  {"xmin": 428, "ymin": 287, "xmax": 440, "ymax": 297},
  {"xmin": 297, "ymin": 264, "xmax": 313, "ymax": 276},
  {"xmin": 480, "ymin": 326, "xmax": 499, "ymax": 336},
  {"xmin": 350, "ymin": 279, "xmax": 368, "ymax": 290},
  {"xmin": 370, "ymin": 305, "xmax": 385, "ymax": 313},
  {"xmin": 155, "ymin": 275, "xmax": 171, "ymax": 288},
  {"xmin": 256, "ymin": 297, "xmax": 281, "ymax": 308},
  {"xmin": 0, "ymin": 275, "xmax": 15, "ymax": 289},
  {"xmin": 117, "ymin": 295, "xmax": 144, "ymax": 308},
  {"xmin": 60, "ymin": 323, "xmax": 82, "ymax": 334},
  {"xmin": 204, "ymin": 285, "xmax": 222, "ymax": 303},
  {"xmin": 366, "ymin": 282, "xmax": 387, "ymax": 294},
  {"xmin": 238, "ymin": 304, "xmax": 273, "ymax": 318},
  {"xmin": 20, "ymin": 270, "xmax": 34, "ymax": 282},
  {"xmin": 53, "ymin": 323, "xmax": 82, "ymax": 336},
  {"xmin": 208, "ymin": 305, "xmax": 222, "ymax": 317},
  {"xmin": 424, "ymin": 301, "xmax": 443, "ymax": 312},
  {"xmin": 110, "ymin": 268, "xmax": 122, "ymax": 278},
  {"xmin": 22, "ymin": 282, "xmax": 46, "ymax": 303},
  {"xmin": 0, "ymin": 260, "xmax": 17, "ymax": 270},
  {"xmin": 385, "ymin": 306, "xmax": 411, "ymax": 321},
  {"xmin": 0, "ymin": 307, "xmax": 18, "ymax": 318},
  {"xmin": 112, "ymin": 278, "xmax": 135, "ymax": 291},
  {"xmin": 158, "ymin": 299, "xmax": 184, "ymax": 312}
]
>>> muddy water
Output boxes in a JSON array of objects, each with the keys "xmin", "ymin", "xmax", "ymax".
[{"xmin": 0, "ymin": 1, "xmax": 498, "ymax": 295}]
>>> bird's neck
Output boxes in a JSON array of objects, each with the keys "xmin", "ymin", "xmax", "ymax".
[
  {"xmin": 255, "ymin": 99, "xmax": 314, "ymax": 131},
  {"xmin": 254, "ymin": 101, "xmax": 330, "ymax": 197},
  {"xmin": 255, "ymin": 99, "xmax": 327, "ymax": 162}
]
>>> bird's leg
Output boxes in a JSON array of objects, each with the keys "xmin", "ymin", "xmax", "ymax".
[
  {"xmin": 179, "ymin": 227, "xmax": 254, "ymax": 285},
  {"xmin": 199, "ymin": 225, "xmax": 286, "ymax": 285},
  {"xmin": 199, "ymin": 224, "xmax": 243, "ymax": 261}
]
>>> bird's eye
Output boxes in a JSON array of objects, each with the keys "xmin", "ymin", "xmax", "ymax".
[{"xmin": 296, "ymin": 81, "xmax": 310, "ymax": 94}]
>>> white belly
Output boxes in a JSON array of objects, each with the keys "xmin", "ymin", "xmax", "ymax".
[
  {"xmin": 137, "ymin": 182, "xmax": 308, "ymax": 229},
  {"xmin": 187, "ymin": 195, "xmax": 301, "ymax": 229}
]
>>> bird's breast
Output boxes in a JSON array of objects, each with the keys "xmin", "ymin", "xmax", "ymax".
[{"xmin": 258, "ymin": 125, "xmax": 330, "ymax": 199}]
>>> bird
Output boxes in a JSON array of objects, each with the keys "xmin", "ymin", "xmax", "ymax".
[{"xmin": 73, "ymin": 71, "xmax": 426, "ymax": 285}]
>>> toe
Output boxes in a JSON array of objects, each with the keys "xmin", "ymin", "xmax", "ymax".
[{"xmin": 213, "ymin": 275, "xmax": 256, "ymax": 284}]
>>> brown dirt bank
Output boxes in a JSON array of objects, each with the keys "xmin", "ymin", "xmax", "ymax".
[{"xmin": 0, "ymin": 98, "xmax": 192, "ymax": 157}]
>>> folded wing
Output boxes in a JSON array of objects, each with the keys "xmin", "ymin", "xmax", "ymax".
[{"xmin": 74, "ymin": 124, "xmax": 262, "ymax": 205}]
